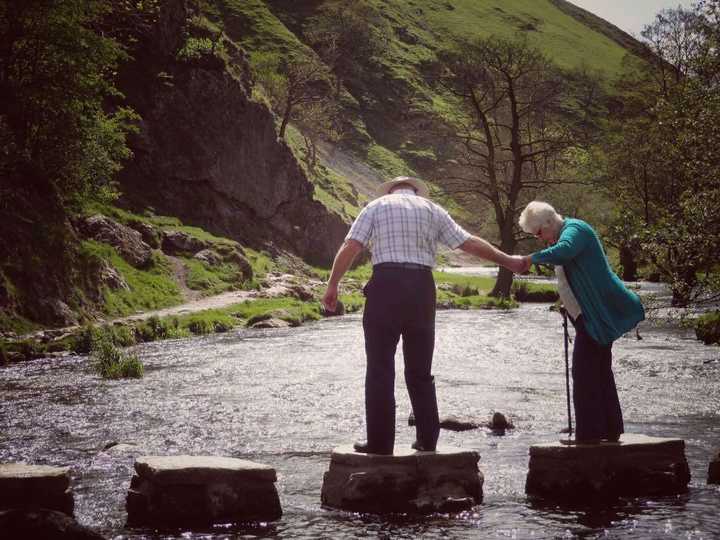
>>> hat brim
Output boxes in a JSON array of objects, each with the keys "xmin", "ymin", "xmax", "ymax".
[{"xmin": 375, "ymin": 177, "xmax": 430, "ymax": 199}]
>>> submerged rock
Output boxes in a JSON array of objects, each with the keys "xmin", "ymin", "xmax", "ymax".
[
  {"xmin": 408, "ymin": 412, "xmax": 480, "ymax": 431},
  {"xmin": 321, "ymin": 445, "xmax": 483, "ymax": 514},
  {"xmin": 525, "ymin": 434, "xmax": 690, "ymax": 502},
  {"xmin": 126, "ymin": 455, "xmax": 281, "ymax": 527},
  {"xmin": 0, "ymin": 509, "xmax": 105, "ymax": 540},
  {"xmin": 0, "ymin": 462, "xmax": 74, "ymax": 516}
]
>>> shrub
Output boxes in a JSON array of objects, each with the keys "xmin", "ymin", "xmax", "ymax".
[
  {"xmin": 696, "ymin": 311, "xmax": 720, "ymax": 345},
  {"xmin": 91, "ymin": 332, "xmax": 143, "ymax": 379}
]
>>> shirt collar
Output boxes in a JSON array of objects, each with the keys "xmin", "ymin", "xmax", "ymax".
[{"xmin": 391, "ymin": 188, "xmax": 416, "ymax": 196}]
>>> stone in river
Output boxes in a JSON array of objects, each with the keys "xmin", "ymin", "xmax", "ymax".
[
  {"xmin": 126, "ymin": 455, "xmax": 281, "ymax": 527},
  {"xmin": 708, "ymin": 450, "xmax": 720, "ymax": 484},
  {"xmin": 0, "ymin": 462, "xmax": 74, "ymax": 516},
  {"xmin": 0, "ymin": 508, "xmax": 105, "ymax": 540},
  {"xmin": 321, "ymin": 445, "xmax": 483, "ymax": 513},
  {"xmin": 525, "ymin": 434, "xmax": 690, "ymax": 502},
  {"xmin": 408, "ymin": 412, "xmax": 480, "ymax": 431}
]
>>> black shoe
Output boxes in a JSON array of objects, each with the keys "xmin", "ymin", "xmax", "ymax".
[
  {"xmin": 411, "ymin": 440, "xmax": 436, "ymax": 452},
  {"xmin": 353, "ymin": 441, "xmax": 393, "ymax": 455}
]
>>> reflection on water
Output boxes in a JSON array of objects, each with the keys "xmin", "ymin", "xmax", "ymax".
[{"xmin": 1, "ymin": 305, "xmax": 719, "ymax": 539}]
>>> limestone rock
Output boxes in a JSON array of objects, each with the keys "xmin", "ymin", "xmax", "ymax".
[
  {"xmin": 708, "ymin": 451, "xmax": 720, "ymax": 484},
  {"xmin": 99, "ymin": 262, "xmax": 129, "ymax": 290},
  {"xmin": 39, "ymin": 299, "xmax": 79, "ymax": 327},
  {"xmin": 160, "ymin": 230, "xmax": 209, "ymax": 255},
  {"xmin": 126, "ymin": 455, "xmax": 281, "ymax": 527},
  {"xmin": 223, "ymin": 248, "xmax": 254, "ymax": 281},
  {"xmin": 525, "ymin": 434, "xmax": 690, "ymax": 502},
  {"xmin": 0, "ymin": 509, "xmax": 105, "ymax": 540},
  {"xmin": 194, "ymin": 248, "xmax": 223, "ymax": 266},
  {"xmin": 127, "ymin": 220, "xmax": 160, "ymax": 248},
  {"xmin": 321, "ymin": 445, "xmax": 483, "ymax": 514},
  {"xmin": 0, "ymin": 463, "xmax": 74, "ymax": 516},
  {"xmin": 249, "ymin": 317, "xmax": 291, "ymax": 329},
  {"xmin": 77, "ymin": 214, "xmax": 153, "ymax": 268}
]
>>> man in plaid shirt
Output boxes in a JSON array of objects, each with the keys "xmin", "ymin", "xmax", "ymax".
[{"xmin": 322, "ymin": 176, "xmax": 520, "ymax": 455}]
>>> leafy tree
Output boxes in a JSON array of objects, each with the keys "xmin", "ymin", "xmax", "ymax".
[
  {"xmin": 304, "ymin": 0, "xmax": 389, "ymax": 96},
  {"xmin": 604, "ymin": 4, "xmax": 720, "ymax": 305},
  {"xmin": 435, "ymin": 36, "xmax": 601, "ymax": 297},
  {"xmin": 0, "ymin": 0, "xmax": 137, "ymax": 324}
]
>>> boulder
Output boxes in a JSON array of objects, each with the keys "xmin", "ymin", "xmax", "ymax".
[
  {"xmin": 320, "ymin": 300, "xmax": 345, "ymax": 317},
  {"xmin": 193, "ymin": 248, "xmax": 223, "ymax": 266},
  {"xmin": 77, "ymin": 214, "xmax": 153, "ymax": 268},
  {"xmin": 39, "ymin": 299, "xmax": 79, "ymax": 327},
  {"xmin": 126, "ymin": 455, "xmax": 281, "ymax": 527},
  {"xmin": 0, "ymin": 463, "xmax": 74, "ymax": 516},
  {"xmin": 708, "ymin": 451, "xmax": 720, "ymax": 484},
  {"xmin": 127, "ymin": 220, "xmax": 160, "ymax": 248},
  {"xmin": 525, "ymin": 434, "xmax": 691, "ymax": 502},
  {"xmin": 249, "ymin": 317, "xmax": 291, "ymax": 329},
  {"xmin": 160, "ymin": 230, "xmax": 209, "ymax": 255},
  {"xmin": 321, "ymin": 445, "xmax": 483, "ymax": 514},
  {"xmin": 488, "ymin": 412, "xmax": 514, "ymax": 434},
  {"xmin": 0, "ymin": 509, "xmax": 105, "ymax": 540},
  {"xmin": 224, "ymin": 249, "xmax": 253, "ymax": 281},
  {"xmin": 99, "ymin": 262, "xmax": 129, "ymax": 291}
]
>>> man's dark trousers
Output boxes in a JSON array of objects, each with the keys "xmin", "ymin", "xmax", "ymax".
[
  {"xmin": 571, "ymin": 315, "xmax": 624, "ymax": 441},
  {"xmin": 362, "ymin": 264, "xmax": 439, "ymax": 453}
]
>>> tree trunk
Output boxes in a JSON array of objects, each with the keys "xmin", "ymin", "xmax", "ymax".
[
  {"xmin": 490, "ymin": 265, "xmax": 514, "ymax": 298},
  {"xmin": 619, "ymin": 244, "xmax": 638, "ymax": 281}
]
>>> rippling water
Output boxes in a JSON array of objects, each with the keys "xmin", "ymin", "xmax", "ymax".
[{"xmin": 1, "ymin": 304, "xmax": 719, "ymax": 539}]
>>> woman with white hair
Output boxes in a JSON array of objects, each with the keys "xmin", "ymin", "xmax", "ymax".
[{"xmin": 516, "ymin": 201, "xmax": 645, "ymax": 444}]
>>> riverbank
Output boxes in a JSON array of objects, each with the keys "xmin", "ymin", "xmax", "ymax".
[{"xmin": 0, "ymin": 270, "xmax": 558, "ymax": 363}]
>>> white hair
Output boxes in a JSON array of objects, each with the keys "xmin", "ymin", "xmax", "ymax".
[{"xmin": 518, "ymin": 201, "xmax": 562, "ymax": 234}]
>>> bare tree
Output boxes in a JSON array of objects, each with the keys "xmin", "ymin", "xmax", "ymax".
[
  {"xmin": 436, "ymin": 37, "xmax": 593, "ymax": 297},
  {"xmin": 255, "ymin": 53, "xmax": 332, "ymax": 139}
]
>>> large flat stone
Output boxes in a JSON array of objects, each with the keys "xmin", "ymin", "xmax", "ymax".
[
  {"xmin": 0, "ymin": 463, "xmax": 73, "ymax": 516},
  {"xmin": 134, "ymin": 455, "xmax": 277, "ymax": 484},
  {"xmin": 321, "ymin": 445, "xmax": 483, "ymax": 514},
  {"xmin": 526, "ymin": 434, "xmax": 690, "ymax": 502},
  {"xmin": 127, "ymin": 455, "xmax": 281, "ymax": 527}
]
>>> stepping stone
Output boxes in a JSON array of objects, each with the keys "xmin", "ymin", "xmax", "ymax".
[
  {"xmin": 525, "ymin": 434, "xmax": 690, "ymax": 502},
  {"xmin": 708, "ymin": 451, "xmax": 720, "ymax": 484},
  {"xmin": 321, "ymin": 445, "xmax": 483, "ymax": 514},
  {"xmin": 126, "ymin": 455, "xmax": 281, "ymax": 527},
  {"xmin": 0, "ymin": 463, "xmax": 74, "ymax": 516}
]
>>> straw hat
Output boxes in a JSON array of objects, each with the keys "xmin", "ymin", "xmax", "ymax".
[{"xmin": 375, "ymin": 176, "xmax": 430, "ymax": 199}]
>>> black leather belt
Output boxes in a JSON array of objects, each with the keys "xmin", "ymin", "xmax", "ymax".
[{"xmin": 374, "ymin": 262, "xmax": 431, "ymax": 271}]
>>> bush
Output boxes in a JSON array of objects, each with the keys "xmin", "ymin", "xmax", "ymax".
[
  {"xmin": 512, "ymin": 282, "xmax": 559, "ymax": 302},
  {"xmin": 91, "ymin": 332, "xmax": 143, "ymax": 379},
  {"xmin": 696, "ymin": 311, "xmax": 720, "ymax": 345}
]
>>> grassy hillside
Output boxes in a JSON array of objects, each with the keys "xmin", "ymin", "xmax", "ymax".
[{"xmin": 226, "ymin": 0, "xmax": 643, "ymax": 231}]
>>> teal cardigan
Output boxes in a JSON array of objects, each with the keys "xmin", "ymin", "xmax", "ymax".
[{"xmin": 531, "ymin": 218, "xmax": 645, "ymax": 345}]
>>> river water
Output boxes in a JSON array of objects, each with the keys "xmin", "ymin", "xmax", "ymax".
[{"xmin": 1, "ymin": 301, "xmax": 720, "ymax": 539}]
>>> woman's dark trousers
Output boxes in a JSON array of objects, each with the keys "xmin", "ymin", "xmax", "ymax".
[
  {"xmin": 362, "ymin": 265, "xmax": 439, "ymax": 453},
  {"xmin": 571, "ymin": 316, "xmax": 624, "ymax": 441}
]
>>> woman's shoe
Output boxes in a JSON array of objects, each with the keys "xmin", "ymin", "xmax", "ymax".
[
  {"xmin": 411, "ymin": 440, "xmax": 436, "ymax": 452},
  {"xmin": 559, "ymin": 438, "xmax": 601, "ymax": 445}
]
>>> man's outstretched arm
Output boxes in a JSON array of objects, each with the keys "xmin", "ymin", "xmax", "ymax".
[
  {"xmin": 322, "ymin": 239, "xmax": 364, "ymax": 312},
  {"xmin": 458, "ymin": 236, "xmax": 525, "ymax": 272}
]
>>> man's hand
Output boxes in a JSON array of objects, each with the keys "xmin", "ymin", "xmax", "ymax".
[
  {"xmin": 506, "ymin": 255, "xmax": 530, "ymax": 274},
  {"xmin": 322, "ymin": 283, "xmax": 339, "ymax": 313}
]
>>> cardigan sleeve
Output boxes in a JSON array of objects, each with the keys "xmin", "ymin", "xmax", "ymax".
[{"xmin": 531, "ymin": 222, "xmax": 589, "ymax": 265}]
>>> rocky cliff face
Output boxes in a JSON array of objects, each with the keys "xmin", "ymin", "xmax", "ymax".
[{"xmin": 116, "ymin": 0, "xmax": 348, "ymax": 266}]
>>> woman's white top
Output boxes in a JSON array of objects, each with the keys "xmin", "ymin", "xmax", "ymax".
[{"xmin": 556, "ymin": 266, "xmax": 582, "ymax": 320}]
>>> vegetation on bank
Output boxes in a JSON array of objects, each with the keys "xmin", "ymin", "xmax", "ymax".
[{"xmin": 696, "ymin": 312, "xmax": 720, "ymax": 346}]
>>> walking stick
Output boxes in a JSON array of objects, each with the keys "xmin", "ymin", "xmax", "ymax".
[{"xmin": 562, "ymin": 309, "xmax": 573, "ymax": 436}]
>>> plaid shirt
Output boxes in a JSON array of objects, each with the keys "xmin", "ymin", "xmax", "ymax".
[{"xmin": 346, "ymin": 190, "xmax": 470, "ymax": 267}]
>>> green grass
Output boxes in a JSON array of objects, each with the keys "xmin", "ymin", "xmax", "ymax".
[
  {"xmin": 80, "ymin": 241, "xmax": 183, "ymax": 317},
  {"xmin": 183, "ymin": 257, "xmax": 246, "ymax": 294},
  {"xmin": 91, "ymin": 331, "xmax": 143, "ymax": 379}
]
